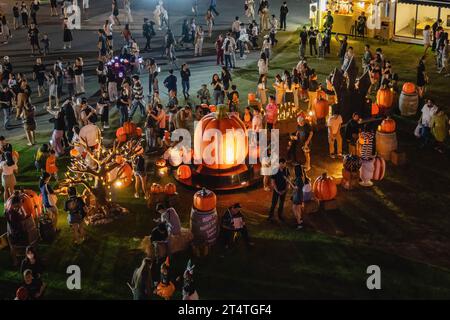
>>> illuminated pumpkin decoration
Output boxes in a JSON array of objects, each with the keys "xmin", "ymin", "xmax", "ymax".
[
  {"xmin": 156, "ymin": 158, "xmax": 167, "ymax": 168},
  {"xmin": 193, "ymin": 188, "xmax": 217, "ymax": 212},
  {"xmin": 313, "ymin": 173, "xmax": 337, "ymax": 201},
  {"xmin": 194, "ymin": 106, "xmax": 248, "ymax": 170},
  {"xmin": 156, "ymin": 282, "xmax": 175, "ymax": 300},
  {"xmin": 70, "ymin": 148, "xmax": 80, "ymax": 157},
  {"xmin": 313, "ymin": 97, "xmax": 329, "ymax": 119},
  {"xmin": 150, "ymin": 183, "xmax": 164, "ymax": 194},
  {"xmin": 116, "ymin": 127, "xmax": 127, "ymax": 142},
  {"xmin": 372, "ymin": 156, "xmax": 386, "ymax": 181},
  {"xmin": 402, "ymin": 82, "xmax": 416, "ymax": 94},
  {"xmin": 136, "ymin": 127, "xmax": 143, "ymax": 137},
  {"xmin": 23, "ymin": 189, "xmax": 43, "ymax": 218},
  {"xmin": 209, "ymin": 105, "xmax": 217, "ymax": 112},
  {"xmin": 164, "ymin": 183, "xmax": 177, "ymax": 195},
  {"xmin": 115, "ymin": 155, "xmax": 125, "ymax": 164},
  {"xmin": 5, "ymin": 192, "xmax": 34, "ymax": 218},
  {"xmin": 177, "ymin": 165, "xmax": 192, "ymax": 179},
  {"xmin": 371, "ymin": 103, "xmax": 379, "ymax": 116},
  {"xmin": 378, "ymin": 117, "xmax": 396, "ymax": 133},
  {"xmin": 376, "ymin": 88, "xmax": 394, "ymax": 109},
  {"xmin": 108, "ymin": 163, "xmax": 133, "ymax": 187},
  {"xmin": 343, "ymin": 154, "xmax": 362, "ymax": 172},
  {"xmin": 123, "ymin": 121, "xmax": 137, "ymax": 135}
]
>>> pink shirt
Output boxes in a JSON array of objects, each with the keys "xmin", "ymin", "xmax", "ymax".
[{"xmin": 265, "ymin": 103, "xmax": 278, "ymax": 124}]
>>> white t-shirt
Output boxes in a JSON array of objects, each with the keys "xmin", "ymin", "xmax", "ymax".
[
  {"xmin": 423, "ymin": 29, "xmax": 431, "ymax": 45},
  {"xmin": 258, "ymin": 59, "xmax": 268, "ymax": 75},
  {"xmin": 327, "ymin": 115, "xmax": 343, "ymax": 135},
  {"xmin": 79, "ymin": 123, "xmax": 101, "ymax": 147},
  {"xmin": 83, "ymin": 0, "xmax": 89, "ymax": 9},
  {"xmin": 421, "ymin": 104, "xmax": 438, "ymax": 127},
  {"xmin": 252, "ymin": 114, "xmax": 263, "ymax": 131},
  {"xmin": 0, "ymin": 161, "xmax": 17, "ymax": 176}
]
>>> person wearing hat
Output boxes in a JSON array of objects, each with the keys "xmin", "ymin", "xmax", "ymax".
[{"xmin": 221, "ymin": 203, "xmax": 253, "ymax": 249}]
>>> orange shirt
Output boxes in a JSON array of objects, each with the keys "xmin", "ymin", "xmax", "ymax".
[{"xmin": 46, "ymin": 155, "xmax": 58, "ymax": 174}]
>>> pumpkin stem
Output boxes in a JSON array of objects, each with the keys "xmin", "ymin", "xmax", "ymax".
[
  {"xmin": 216, "ymin": 105, "xmax": 228, "ymax": 119},
  {"xmin": 321, "ymin": 172, "xmax": 327, "ymax": 179}
]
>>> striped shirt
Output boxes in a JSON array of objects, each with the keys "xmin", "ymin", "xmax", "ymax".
[
  {"xmin": 360, "ymin": 131, "xmax": 374, "ymax": 160},
  {"xmin": 132, "ymin": 81, "xmax": 144, "ymax": 101}
]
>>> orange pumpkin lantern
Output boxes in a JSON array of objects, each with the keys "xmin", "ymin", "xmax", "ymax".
[
  {"xmin": 164, "ymin": 183, "xmax": 177, "ymax": 195},
  {"xmin": 402, "ymin": 82, "xmax": 416, "ymax": 94},
  {"xmin": 313, "ymin": 173, "xmax": 337, "ymax": 201},
  {"xmin": 313, "ymin": 97, "xmax": 329, "ymax": 119},
  {"xmin": 371, "ymin": 103, "xmax": 380, "ymax": 116},
  {"xmin": 150, "ymin": 183, "xmax": 164, "ymax": 194},
  {"xmin": 115, "ymin": 155, "xmax": 125, "ymax": 164},
  {"xmin": 372, "ymin": 156, "xmax": 386, "ymax": 181},
  {"xmin": 108, "ymin": 163, "xmax": 133, "ymax": 187},
  {"xmin": 209, "ymin": 105, "xmax": 217, "ymax": 112},
  {"xmin": 156, "ymin": 158, "xmax": 167, "ymax": 168},
  {"xmin": 123, "ymin": 121, "xmax": 137, "ymax": 135},
  {"xmin": 376, "ymin": 88, "xmax": 394, "ymax": 109},
  {"xmin": 156, "ymin": 282, "xmax": 175, "ymax": 300},
  {"xmin": 70, "ymin": 148, "xmax": 80, "ymax": 157},
  {"xmin": 379, "ymin": 117, "xmax": 396, "ymax": 133},
  {"xmin": 177, "ymin": 165, "xmax": 192, "ymax": 179},
  {"xmin": 193, "ymin": 188, "xmax": 217, "ymax": 211},
  {"xmin": 116, "ymin": 127, "xmax": 127, "ymax": 142},
  {"xmin": 23, "ymin": 189, "xmax": 43, "ymax": 218},
  {"xmin": 193, "ymin": 106, "xmax": 248, "ymax": 170}
]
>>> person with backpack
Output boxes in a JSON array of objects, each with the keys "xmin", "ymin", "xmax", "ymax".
[
  {"xmin": 133, "ymin": 153, "xmax": 147, "ymax": 199},
  {"xmin": 64, "ymin": 186, "xmax": 87, "ymax": 244},
  {"xmin": 39, "ymin": 172, "xmax": 58, "ymax": 232}
]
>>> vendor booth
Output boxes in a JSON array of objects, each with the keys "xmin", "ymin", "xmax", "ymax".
[
  {"xmin": 313, "ymin": 0, "xmax": 394, "ymax": 40},
  {"xmin": 393, "ymin": 0, "xmax": 450, "ymax": 43}
]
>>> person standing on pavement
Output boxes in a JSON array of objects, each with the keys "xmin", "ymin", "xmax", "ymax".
[
  {"xmin": 146, "ymin": 58, "xmax": 158, "ymax": 97},
  {"xmin": 104, "ymin": 19, "xmax": 114, "ymax": 53},
  {"xmin": 299, "ymin": 26, "xmax": 308, "ymax": 58},
  {"xmin": 21, "ymin": 2, "xmax": 29, "ymax": 28},
  {"xmin": 130, "ymin": 75, "xmax": 146, "ymax": 120},
  {"xmin": 194, "ymin": 26, "xmax": 204, "ymax": 57},
  {"xmin": 13, "ymin": 3, "xmax": 20, "ymax": 30},
  {"xmin": 308, "ymin": 26, "xmax": 317, "ymax": 57},
  {"xmin": 279, "ymin": 1, "xmax": 288, "ymax": 31},
  {"xmin": 28, "ymin": 23, "xmax": 42, "ymax": 56},
  {"xmin": 0, "ymin": 86, "xmax": 14, "ymax": 130},
  {"xmin": 163, "ymin": 69, "xmax": 177, "ymax": 95},
  {"xmin": 268, "ymin": 158, "xmax": 290, "ymax": 222},
  {"xmin": 32, "ymin": 58, "xmax": 46, "ymax": 98},
  {"xmin": 142, "ymin": 18, "xmax": 155, "ymax": 52},
  {"xmin": 180, "ymin": 64, "xmax": 191, "ymax": 100},
  {"xmin": 118, "ymin": 87, "xmax": 131, "ymax": 126},
  {"xmin": 74, "ymin": 58, "xmax": 85, "ymax": 95},
  {"xmin": 62, "ymin": 18, "xmax": 72, "ymax": 50},
  {"xmin": 215, "ymin": 34, "xmax": 224, "ymax": 65},
  {"xmin": 30, "ymin": 0, "xmax": 40, "ymax": 26},
  {"xmin": 112, "ymin": 0, "xmax": 121, "ymax": 26},
  {"xmin": 205, "ymin": 9, "xmax": 214, "ymax": 38},
  {"xmin": 209, "ymin": 0, "xmax": 219, "ymax": 16},
  {"xmin": 327, "ymin": 109, "xmax": 343, "ymax": 158},
  {"xmin": 124, "ymin": 0, "xmax": 133, "ymax": 24}
]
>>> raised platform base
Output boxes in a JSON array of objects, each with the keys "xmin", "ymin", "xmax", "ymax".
[{"xmin": 175, "ymin": 164, "xmax": 263, "ymax": 191}]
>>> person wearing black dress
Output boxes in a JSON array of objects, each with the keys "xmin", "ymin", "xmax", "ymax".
[
  {"xmin": 28, "ymin": 23, "xmax": 42, "ymax": 55},
  {"xmin": 416, "ymin": 55, "xmax": 427, "ymax": 99},
  {"xmin": 63, "ymin": 18, "xmax": 72, "ymax": 49}
]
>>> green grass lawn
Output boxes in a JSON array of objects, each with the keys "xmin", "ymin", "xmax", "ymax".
[{"xmin": 1, "ymin": 30, "xmax": 450, "ymax": 300}]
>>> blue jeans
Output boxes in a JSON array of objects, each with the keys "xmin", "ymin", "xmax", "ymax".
[
  {"xmin": 209, "ymin": 5, "xmax": 219, "ymax": 15},
  {"xmin": 213, "ymin": 90, "xmax": 224, "ymax": 105},
  {"xmin": 420, "ymin": 126, "xmax": 431, "ymax": 147},
  {"xmin": 2, "ymin": 108, "xmax": 10, "ymax": 129},
  {"xmin": 148, "ymin": 74, "xmax": 154, "ymax": 96},
  {"xmin": 224, "ymin": 54, "xmax": 232, "ymax": 69},
  {"xmin": 129, "ymin": 100, "xmax": 146, "ymax": 119},
  {"xmin": 119, "ymin": 105, "xmax": 129, "ymax": 126},
  {"xmin": 182, "ymin": 80, "xmax": 190, "ymax": 98}
]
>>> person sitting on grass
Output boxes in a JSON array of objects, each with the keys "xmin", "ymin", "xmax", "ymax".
[
  {"xmin": 64, "ymin": 186, "xmax": 87, "ymax": 245},
  {"xmin": 221, "ymin": 203, "xmax": 254, "ymax": 249},
  {"xmin": 22, "ymin": 269, "xmax": 46, "ymax": 300}
]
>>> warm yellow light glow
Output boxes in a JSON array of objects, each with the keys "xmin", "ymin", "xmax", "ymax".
[
  {"xmin": 225, "ymin": 145, "xmax": 235, "ymax": 164},
  {"xmin": 114, "ymin": 181, "xmax": 123, "ymax": 188}
]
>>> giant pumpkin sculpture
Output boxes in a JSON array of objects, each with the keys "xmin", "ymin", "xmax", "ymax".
[
  {"xmin": 313, "ymin": 173, "xmax": 337, "ymax": 201},
  {"xmin": 194, "ymin": 106, "xmax": 248, "ymax": 170},
  {"xmin": 23, "ymin": 189, "xmax": 43, "ymax": 218},
  {"xmin": 5, "ymin": 192, "xmax": 35, "ymax": 218}
]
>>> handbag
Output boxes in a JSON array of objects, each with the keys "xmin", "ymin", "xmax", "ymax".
[{"xmin": 414, "ymin": 123, "xmax": 423, "ymax": 138}]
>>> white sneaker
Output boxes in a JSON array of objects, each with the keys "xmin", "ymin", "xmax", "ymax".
[
  {"xmin": 134, "ymin": 193, "xmax": 139, "ymax": 198},
  {"xmin": 27, "ymin": 142, "xmax": 33, "ymax": 146}
]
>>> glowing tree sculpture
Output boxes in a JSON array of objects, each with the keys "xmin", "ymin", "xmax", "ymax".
[{"xmin": 59, "ymin": 137, "xmax": 143, "ymax": 225}]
